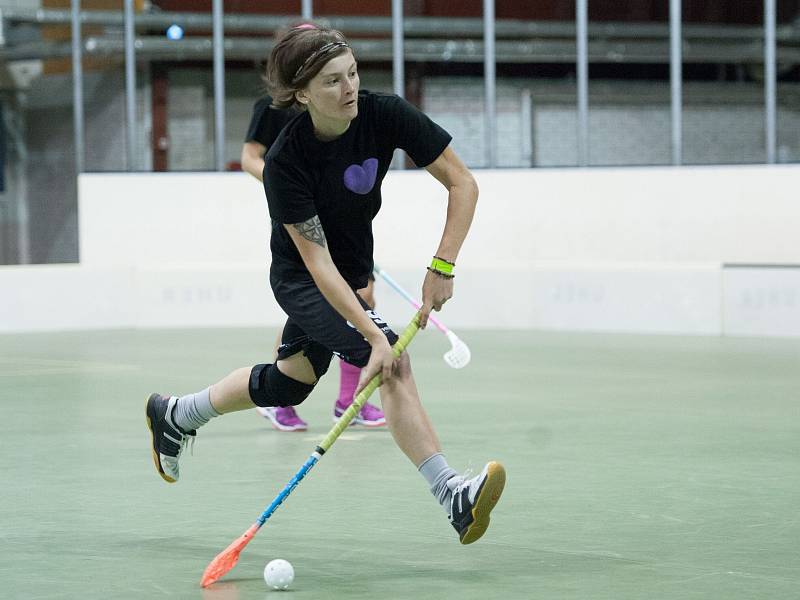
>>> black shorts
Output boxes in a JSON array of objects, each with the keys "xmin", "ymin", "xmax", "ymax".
[{"xmin": 270, "ymin": 273, "xmax": 399, "ymax": 377}]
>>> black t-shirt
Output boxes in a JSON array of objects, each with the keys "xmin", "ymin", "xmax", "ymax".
[
  {"xmin": 264, "ymin": 91, "xmax": 452, "ymax": 289},
  {"xmin": 244, "ymin": 96, "xmax": 299, "ymax": 148}
]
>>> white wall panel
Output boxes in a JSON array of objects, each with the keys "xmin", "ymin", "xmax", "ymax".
[{"xmin": 79, "ymin": 172, "xmax": 268, "ymax": 266}]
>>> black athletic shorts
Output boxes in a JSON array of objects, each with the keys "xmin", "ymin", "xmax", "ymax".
[{"xmin": 270, "ymin": 272, "xmax": 399, "ymax": 376}]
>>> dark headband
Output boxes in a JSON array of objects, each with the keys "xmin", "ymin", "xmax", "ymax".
[{"xmin": 293, "ymin": 41, "xmax": 350, "ymax": 82}]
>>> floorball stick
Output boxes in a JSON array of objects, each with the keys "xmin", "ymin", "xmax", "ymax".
[
  {"xmin": 373, "ymin": 264, "xmax": 471, "ymax": 369},
  {"xmin": 200, "ymin": 313, "xmax": 421, "ymax": 588}
]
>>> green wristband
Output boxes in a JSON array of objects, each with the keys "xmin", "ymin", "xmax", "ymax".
[{"xmin": 430, "ymin": 257, "xmax": 454, "ymax": 275}]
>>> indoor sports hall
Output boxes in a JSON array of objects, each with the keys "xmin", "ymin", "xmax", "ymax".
[{"xmin": 1, "ymin": 2, "xmax": 798, "ymax": 599}]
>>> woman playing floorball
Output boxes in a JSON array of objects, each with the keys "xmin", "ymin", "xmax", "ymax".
[{"xmin": 146, "ymin": 24, "xmax": 505, "ymax": 544}]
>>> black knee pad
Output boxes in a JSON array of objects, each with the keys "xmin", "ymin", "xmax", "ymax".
[
  {"xmin": 274, "ymin": 329, "xmax": 333, "ymax": 381},
  {"xmin": 302, "ymin": 342, "xmax": 333, "ymax": 380},
  {"xmin": 249, "ymin": 363, "xmax": 315, "ymax": 407}
]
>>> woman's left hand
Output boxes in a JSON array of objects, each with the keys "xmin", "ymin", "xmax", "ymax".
[{"xmin": 419, "ymin": 269, "xmax": 453, "ymax": 329}]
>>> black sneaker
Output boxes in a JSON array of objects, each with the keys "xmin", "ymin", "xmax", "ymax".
[
  {"xmin": 449, "ymin": 461, "xmax": 506, "ymax": 544},
  {"xmin": 145, "ymin": 393, "xmax": 195, "ymax": 483}
]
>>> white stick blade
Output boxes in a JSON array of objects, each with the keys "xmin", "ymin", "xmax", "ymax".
[{"xmin": 444, "ymin": 331, "xmax": 471, "ymax": 368}]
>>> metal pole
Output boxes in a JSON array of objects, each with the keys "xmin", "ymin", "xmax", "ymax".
[
  {"xmin": 764, "ymin": 0, "xmax": 777, "ymax": 164},
  {"xmin": 7, "ymin": 106, "xmax": 31, "ymax": 264},
  {"xmin": 71, "ymin": 0, "xmax": 84, "ymax": 174},
  {"xmin": 16, "ymin": 149, "xmax": 31, "ymax": 264},
  {"xmin": 212, "ymin": 0, "xmax": 225, "ymax": 171},
  {"xmin": 520, "ymin": 89, "xmax": 533, "ymax": 166},
  {"xmin": 392, "ymin": 0, "xmax": 404, "ymax": 98},
  {"xmin": 576, "ymin": 0, "xmax": 589, "ymax": 167},
  {"xmin": 483, "ymin": 0, "xmax": 496, "ymax": 168},
  {"xmin": 301, "ymin": 0, "xmax": 313, "ymax": 20},
  {"xmin": 670, "ymin": 0, "xmax": 682, "ymax": 165},
  {"xmin": 391, "ymin": 0, "xmax": 404, "ymax": 170},
  {"xmin": 124, "ymin": 0, "xmax": 136, "ymax": 170}
]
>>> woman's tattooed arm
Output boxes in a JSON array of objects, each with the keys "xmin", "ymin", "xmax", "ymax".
[{"xmin": 292, "ymin": 215, "xmax": 326, "ymax": 248}]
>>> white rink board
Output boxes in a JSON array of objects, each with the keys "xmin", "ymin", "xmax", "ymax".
[
  {"xmin": 2, "ymin": 164, "xmax": 799, "ymax": 335},
  {"xmin": 371, "ymin": 264, "xmax": 721, "ymax": 335},
  {"xmin": 0, "ymin": 265, "xmax": 136, "ymax": 332},
  {"xmin": 722, "ymin": 265, "xmax": 800, "ymax": 337}
]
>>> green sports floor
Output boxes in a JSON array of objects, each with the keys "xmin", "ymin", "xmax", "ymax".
[{"xmin": 1, "ymin": 326, "xmax": 798, "ymax": 599}]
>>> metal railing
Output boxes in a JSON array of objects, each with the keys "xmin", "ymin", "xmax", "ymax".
[{"xmin": 1, "ymin": 5, "xmax": 793, "ymax": 171}]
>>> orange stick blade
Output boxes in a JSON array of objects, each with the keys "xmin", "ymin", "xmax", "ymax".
[{"xmin": 200, "ymin": 523, "xmax": 260, "ymax": 588}]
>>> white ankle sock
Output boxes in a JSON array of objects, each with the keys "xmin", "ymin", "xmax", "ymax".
[
  {"xmin": 418, "ymin": 452, "xmax": 461, "ymax": 513},
  {"xmin": 172, "ymin": 388, "xmax": 219, "ymax": 432}
]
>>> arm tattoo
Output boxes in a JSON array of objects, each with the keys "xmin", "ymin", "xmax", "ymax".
[{"xmin": 293, "ymin": 215, "xmax": 326, "ymax": 248}]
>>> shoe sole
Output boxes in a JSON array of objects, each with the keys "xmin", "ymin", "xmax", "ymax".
[
  {"xmin": 332, "ymin": 415, "xmax": 385, "ymax": 427},
  {"xmin": 354, "ymin": 419, "xmax": 386, "ymax": 427},
  {"xmin": 460, "ymin": 461, "xmax": 506, "ymax": 545},
  {"xmin": 145, "ymin": 393, "xmax": 177, "ymax": 484},
  {"xmin": 257, "ymin": 408, "xmax": 307, "ymax": 432}
]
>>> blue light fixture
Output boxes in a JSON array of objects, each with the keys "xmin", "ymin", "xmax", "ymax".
[{"xmin": 166, "ymin": 24, "xmax": 184, "ymax": 41}]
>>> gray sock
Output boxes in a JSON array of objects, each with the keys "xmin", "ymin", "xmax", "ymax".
[
  {"xmin": 171, "ymin": 388, "xmax": 220, "ymax": 432},
  {"xmin": 418, "ymin": 453, "xmax": 461, "ymax": 514}
]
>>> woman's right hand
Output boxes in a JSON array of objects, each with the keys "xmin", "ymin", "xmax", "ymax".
[{"xmin": 355, "ymin": 335, "xmax": 395, "ymax": 396}]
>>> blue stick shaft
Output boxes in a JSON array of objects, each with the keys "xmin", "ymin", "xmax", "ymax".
[{"xmin": 256, "ymin": 452, "xmax": 320, "ymax": 527}]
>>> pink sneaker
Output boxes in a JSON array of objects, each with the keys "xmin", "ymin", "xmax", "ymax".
[
  {"xmin": 256, "ymin": 406, "xmax": 308, "ymax": 432},
  {"xmin": 333, "ymin": 400, "xmax": 386, "ymax": 427}
]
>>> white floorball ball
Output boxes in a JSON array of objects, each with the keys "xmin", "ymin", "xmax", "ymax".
[{"xmin": 264, "ymin": 558, "xmax": 294, "ymax": 590}]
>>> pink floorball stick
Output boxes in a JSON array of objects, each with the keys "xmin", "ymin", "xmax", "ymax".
[{"xmin": 373, "ymin": 264, "xmax": 471, "ymax": 369}]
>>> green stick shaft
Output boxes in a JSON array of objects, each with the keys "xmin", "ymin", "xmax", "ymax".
[{"xmin": 317, "ymin": 313, "xmax": 420, "ymax": 452}]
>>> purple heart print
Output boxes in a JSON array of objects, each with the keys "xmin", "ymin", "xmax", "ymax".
[{"xmin": 343, "ymin": 158, "xmax": 379, "ymax": 194}]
